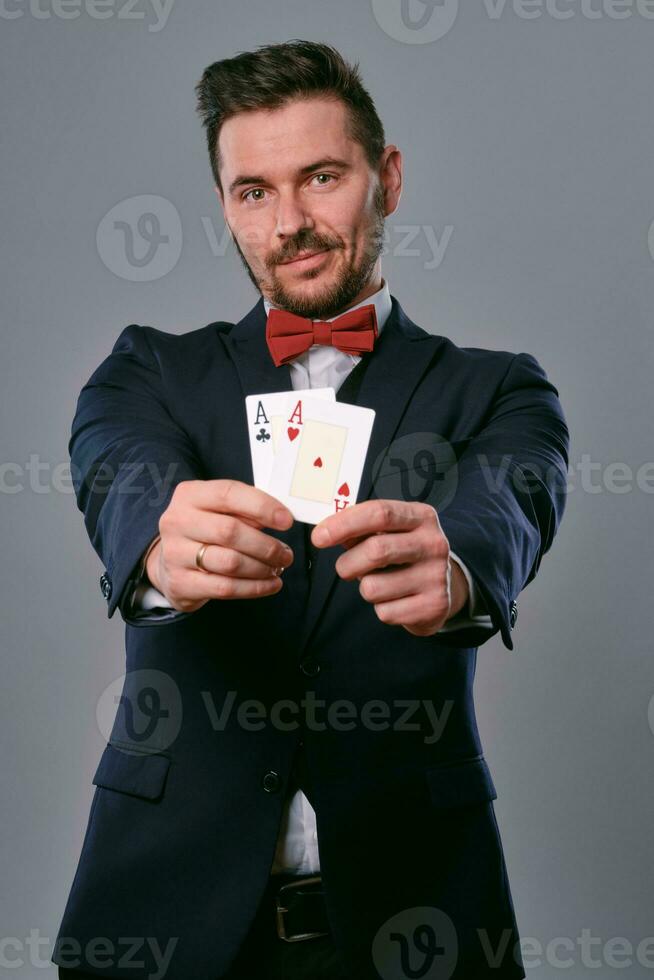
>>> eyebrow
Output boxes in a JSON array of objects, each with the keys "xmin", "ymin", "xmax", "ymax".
[{"xmin": 228, "ymin": 157, "xmax": 352, "ymax": 198}]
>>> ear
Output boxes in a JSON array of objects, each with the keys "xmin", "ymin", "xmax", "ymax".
[
  {"xmin": 214, "ymin": 184, "xmax": 229, "ymax": 228},
  {"xmin": 379, "ymin": 145, "xmax": 402, "ymax": 218}
]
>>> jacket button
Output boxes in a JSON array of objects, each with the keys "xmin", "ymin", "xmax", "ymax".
[
  {"xmin": 262, "ymin": 770, "xmax": 282, "ymax": 794},
  {"xmin": 300, "ymin": 660, "xmax": 321, "ymax": 677},
  {"xmin": 100, "ymin": 573, "xmax": 112, "ymax": 601},
  {"xmin": 509, "ymin": 600, "xmax": 518, "ymax": 629}
]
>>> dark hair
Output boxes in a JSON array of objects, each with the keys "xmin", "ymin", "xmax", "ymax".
[{"xmin": 194, "ymin": 39, "xmax": 386, "ymax": 192}]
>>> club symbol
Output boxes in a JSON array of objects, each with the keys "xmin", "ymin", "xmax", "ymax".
[{"xmin": 256, "ymin": 428, "xmax": 271, "ymax": 443}]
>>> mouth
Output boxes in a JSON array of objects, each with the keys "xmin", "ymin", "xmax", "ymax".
[{"xmin": 278, "ymin": 248, "xmax": 331, "ymax": 268}]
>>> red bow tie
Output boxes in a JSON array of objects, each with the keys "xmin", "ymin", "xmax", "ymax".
[{"xmin": 265, "ymin": 304, "xmax": 379, "ymax": 367}]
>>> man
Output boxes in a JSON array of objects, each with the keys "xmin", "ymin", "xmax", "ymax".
[{"xmin": 53, "ymin": 40, "xmax": 569, "ymax": 980}]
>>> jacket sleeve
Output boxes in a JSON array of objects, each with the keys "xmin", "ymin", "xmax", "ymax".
[
  {"xmin": 436, "ymin": 351, "xmax": 570, "ymax": 651},
  {"xmin": 68, "ymin": 323, "xmax": 205, "ymax": 622}
]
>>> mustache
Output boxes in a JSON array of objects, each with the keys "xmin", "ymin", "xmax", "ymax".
[{"xmin": 268, "ymin": 236, "xmax": 343, "ymax": 267}]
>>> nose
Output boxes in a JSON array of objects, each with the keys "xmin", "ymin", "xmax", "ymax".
[{"xmin": 274, "ymin": 191, "xmax": 314, "ymax": 239}]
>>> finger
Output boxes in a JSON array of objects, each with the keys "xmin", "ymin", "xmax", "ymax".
[
  {"xmin": 372, "ymin": 591, "xmax": 448, "ymax": 631},
  {"xmin": 190, "ymin": 541, "xmax": 289, "ymax": 580},
  {"xmin": 357, "ymin": 562, "xmax": 429, "ymax": 605},
  {"xmin": 182, "ymin": 479, "xmax": 294, "ymax": 530},
  {"xmin": 175, "ymin": 512, "xmax": 294, "ymax": 570},
  {"xmin": 311, "ymin": 499, "xmax": 427, "ymax": 549},
  {"xmin": 169, "ymin": 568, "xmax": 284, "ymax": 605},
  {"xmin": 335, "ymin": 530, "xmax": 425, "ymax": 580}
]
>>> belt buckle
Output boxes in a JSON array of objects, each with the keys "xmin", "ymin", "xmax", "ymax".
[{"xmin": 275, "ymin": 875, "xmax": 328, "ymax": 943}]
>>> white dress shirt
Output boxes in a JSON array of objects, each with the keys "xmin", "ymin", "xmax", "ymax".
[{"xmin": 129, "ymin": 277, "xmax": 493, "ymax": 874}]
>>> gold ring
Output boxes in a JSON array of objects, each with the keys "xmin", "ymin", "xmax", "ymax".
[{"xmin": 195, "ymin": 542, "xmax": 210, "ymax": 571}]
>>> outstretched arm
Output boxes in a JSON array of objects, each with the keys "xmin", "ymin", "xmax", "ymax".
[
  {"xmin": 69, "ymin": 324, "xmax": 204, "ymax": 622},
  {"xmin": 310, "ymin": 351, "xmax": 569, "ymax": 650}
]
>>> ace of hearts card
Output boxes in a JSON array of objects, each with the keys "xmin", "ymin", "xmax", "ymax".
[{"xmin": 267, "ymin": 393, "xmax": 376, "ymax": 524}]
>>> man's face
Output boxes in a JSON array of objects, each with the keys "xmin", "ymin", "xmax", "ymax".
[{"xmin": 216, "ymin": 97, "xmax": 400, "ymax": 319}]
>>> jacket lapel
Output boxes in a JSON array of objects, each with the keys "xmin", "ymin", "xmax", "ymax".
[
  {"xmin": 221, "ymin": 295, "xmax": 294, "ymax": 399},
  {"xmin": 296, "ymin": 297, "xmax": 446, "ymax": 657}
]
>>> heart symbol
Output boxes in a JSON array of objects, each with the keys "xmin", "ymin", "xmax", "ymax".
[
  {"xmin": 287, "ymin": 427, "xmax": 299, "ymax": 441},
  {"xmin": 313, "ymin": 457, "xmax": 323, "ymax": 468},
  {"xmin": 338, "ymin": 482, "xmax": 350, "ymax": 497}
]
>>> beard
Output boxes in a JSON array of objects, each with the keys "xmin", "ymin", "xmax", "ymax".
[{"xmin": 229, "ymin": 183, "xmax": 386, "ymax": 320}]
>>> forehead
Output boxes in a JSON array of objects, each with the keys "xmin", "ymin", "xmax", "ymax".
[{"xmin": 218, "ymin": 97, "xmax": 364, "ymax": 181}]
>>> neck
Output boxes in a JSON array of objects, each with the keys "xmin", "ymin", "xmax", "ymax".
[{"xmin": 333, "ymin": 273, "xmax": 384, "ymax": 316}]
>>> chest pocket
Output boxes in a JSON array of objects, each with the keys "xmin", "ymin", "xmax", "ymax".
[
  {"xmin": 425, "ymin": 754, "xmax": 497, "ymax": 809},
  {"xmin": 92, "ymin": 741, "xmax": 171, "ymax": 801}
]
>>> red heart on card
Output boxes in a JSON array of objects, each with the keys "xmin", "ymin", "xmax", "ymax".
[
  {"xmin": 313, "ymin": 457, "xmax": 323, "ymax": 468},
  {"xmin": 338, "ymin": 482, "xmax": 350, "ymax": 497},
  {"xmin": 287, "ymin": 427, "xmax": 299, "ymax": 441}
]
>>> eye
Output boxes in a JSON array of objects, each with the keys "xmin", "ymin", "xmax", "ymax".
[
  {"xmin": 242, "ymin": 188, "xmax": 266, "ymax": 203},
  {"xmin": 311, "ymin": 173, "xmax": 335, "ymax": 187}
]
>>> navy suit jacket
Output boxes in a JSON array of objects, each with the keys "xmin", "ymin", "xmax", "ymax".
[{"xmin": 53, "ymin": 294, "xmax": 569, "ymax": 980}]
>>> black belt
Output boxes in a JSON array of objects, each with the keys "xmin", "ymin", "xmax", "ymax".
[{"xmin": 266, "ymin": 873, "xmax": 330, "ymax": 942}]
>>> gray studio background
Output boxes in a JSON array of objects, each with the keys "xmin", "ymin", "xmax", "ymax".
[{"xmin": 2, "ymin": 2, "xmax": 653, "ymax": 977}]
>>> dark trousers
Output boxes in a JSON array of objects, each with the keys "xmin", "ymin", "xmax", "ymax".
[{"xmin": 58, "ymin": 875, "xmax": 351, "ymax": 980}]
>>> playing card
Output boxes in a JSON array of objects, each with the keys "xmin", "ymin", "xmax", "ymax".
[
  {"xmin": 245, "ymin": 388, "xmax": 335, "ymax": 491},
  {"xmin": 268, "ymin": 395, "xmax": 376, "ymax": 524}
]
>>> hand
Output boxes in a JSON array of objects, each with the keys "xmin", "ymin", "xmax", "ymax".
[
  {"xmin": 145, "ymin": 480, "xmax": 295, "ymax": 614},
  {"xmin": 310, "ymin": 500, "xmax": 469, "ymax": 637}
]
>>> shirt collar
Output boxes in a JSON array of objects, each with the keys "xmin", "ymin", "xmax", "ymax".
[{"xmin": 262, "ymin": 277, "xmax": 392, "ymax": 336}]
